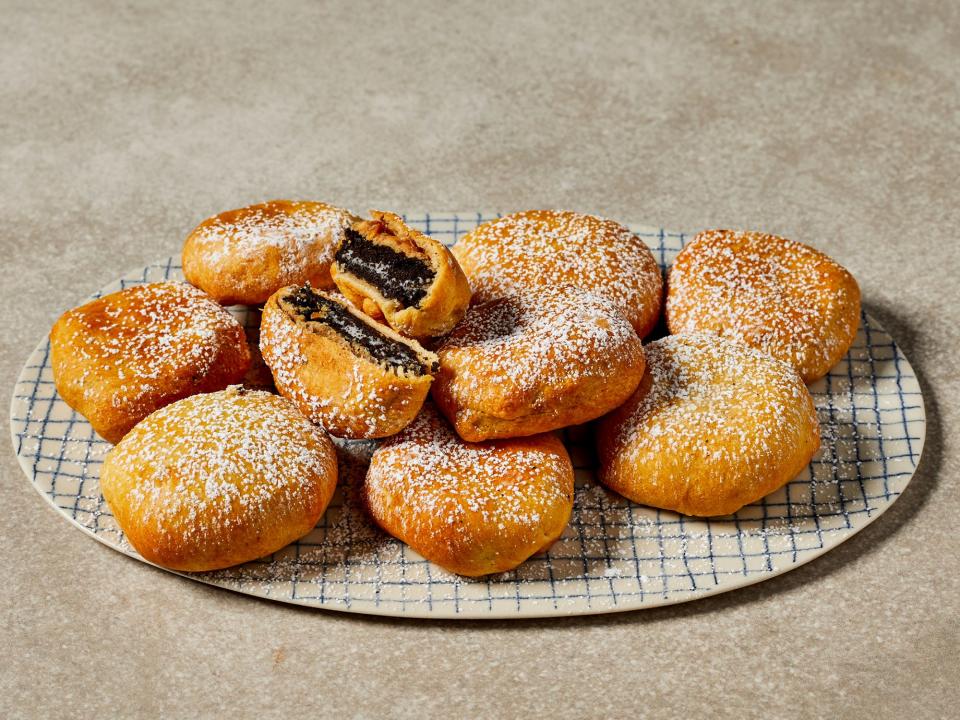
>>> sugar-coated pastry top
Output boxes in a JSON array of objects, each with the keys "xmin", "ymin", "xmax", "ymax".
[
  {"xmin": 438, "ymin": 284, "xmax": 640, "ymax": 388},
  {"xmin": 604, "ymin": 333, "xmax": 815, "ymax": 458},
  {"xmin": 452, "ymin": 210, "xmax": 663, "ymax": 336},
  {"xmin": 183, "ymin": 200, "xmax": 357, "ymax": 305},
  {"xmin": 49, "ymin": 281, "xmax": 250, "ymax": 443},
  {"xmin": 598, "ymin": 333, "xmax": 820, "ymax": 516},
  {"xmin": 101, "ymin": 387, "xmax": 338, "ymax": 571},
  {"xmin": 666, "ymin": 229, "xmax": 861, "ymax": 383},
  {"xmin": 431, "ymin": 283, "xmax": 646, "ymax": 440},
  {"xmin": 53, "ymin": 282, "xmax": 245, "ymax": 400},
  {"xmin": 367, "ymin": 406, "xmax": 571, "ymax": 536},
  {"xmin": 364, "ymin": 404, "xmax": 574, "ymax": 575}
]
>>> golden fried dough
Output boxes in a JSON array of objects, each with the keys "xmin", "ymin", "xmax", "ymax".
[
  {"xmin": 597, "ymin": 333, "xmax": 820, "ymax": 517},
  {"xmin": 452, "ymin": 210, "xmax": 662, "ymax": 337},
  {"xmin": 331, "ymin": 210, "xmax": 471, "ymax": 339},
  {"xmin": 260, "ymin": 284, "xmax": 438, "ymax": 439},
  {"xmin": 666, "ymin": 229, "xmax": 860, "ymax": 383},
  {"xmin": 364, "ymin": 404, "xmax": 574, "ymax": 576},
  {"xmin": 50, "ymin": 281, "xmax": 250, "ymax": 444},
  {"xmin": 432, "ymin": 284, "xmax": 645, "ymax": 441},
  {"xmin": 101, "ymin": 387, "xmax": 338, "ymax": 572},
  {"xmin": 183, "ymin": 200, "xmax": 357, "ymax": 305}
]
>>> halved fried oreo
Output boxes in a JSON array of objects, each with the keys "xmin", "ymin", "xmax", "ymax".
[
  {"xmin": 330, "ymin": 211, "xmax": 471, "ymax": 339},
  {"xmin": 260, "ymin": 284, "xmax": 438, "ymax": 438}
]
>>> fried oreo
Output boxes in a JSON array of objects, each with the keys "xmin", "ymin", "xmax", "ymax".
[
  {"xmin": 331, "ymin": 211, "xmax": 471, "ymax": 339},
  {"xmin": 260, "ymin": 284, "xmax": 438, "ymax": 438}
]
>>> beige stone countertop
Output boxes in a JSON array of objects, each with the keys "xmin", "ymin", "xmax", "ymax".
[{"xmin": 2, "ymin": 2, "xmax": 957, "ymax": 718}]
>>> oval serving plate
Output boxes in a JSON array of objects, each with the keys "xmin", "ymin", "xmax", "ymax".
[{"xmin": 10, "ymin": 213, "xmax": 926, "ymax": 619}]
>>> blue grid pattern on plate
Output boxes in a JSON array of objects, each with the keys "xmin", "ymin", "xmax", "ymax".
[{"xmin": 9, "ymin": 213, "xmax": 926, "ymax": 618}]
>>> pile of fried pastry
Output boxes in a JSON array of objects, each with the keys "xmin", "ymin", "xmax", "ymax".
[{"xmin": 49, "ymin": 201, "xmax": 860, "ymax": 576}]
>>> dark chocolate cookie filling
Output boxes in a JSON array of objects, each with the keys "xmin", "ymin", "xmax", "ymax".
[
  {"xmin": 284, "ymin": 286, "xmax": 432, "ymax": 375},
  {"xmin": 335, "ymin": 227, "xmax": 434, "ymax": 307}
]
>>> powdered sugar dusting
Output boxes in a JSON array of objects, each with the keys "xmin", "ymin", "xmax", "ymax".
[
  {"xmin": 452, "ymin": 210, "xmax": 663, "ymax": 335},
  {"xmin": 188, "ymin": 201, "xmax": 355, "ymax": 281},
  {"xmin": 666, "ymin": 229, "xmax": 860, "ymax": 382},
  {"xmin": 608, "ymin": 333, "xmax": 816, "ymax": 459},
  {"xmin": 600, "ymin": 333, "xmax": 819, "ymax": 516},
  {"xmin": 52, "ymin": 281, "xmax": 249, "ymax": 421},
  {"xmin": 435, "ymin": 284, "xmax": 643, "ymax": 423},
  {"xmin": 365, "ymin": 405, "xmax": 573, "ymax": 548},
  {"xmin": 102, "ymin": 388, "xmax": 337, "ymax": 552}
]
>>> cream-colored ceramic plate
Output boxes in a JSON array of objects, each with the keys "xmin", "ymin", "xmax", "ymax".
[{"xmin": 10, "ymin": 214, "xmax": 926, "ymax": 618}]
